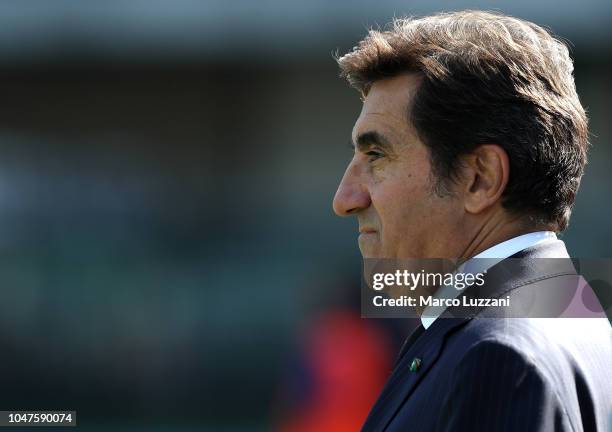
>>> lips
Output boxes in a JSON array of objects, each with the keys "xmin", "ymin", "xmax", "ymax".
[{"xmin": 359, "ymin": 228, "xmax": 377, "ymax": 234}]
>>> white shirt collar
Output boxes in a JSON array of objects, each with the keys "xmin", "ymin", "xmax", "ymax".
[{"xmin": 420, "ymin": 231, "xmax": 558, "ymax": 329}]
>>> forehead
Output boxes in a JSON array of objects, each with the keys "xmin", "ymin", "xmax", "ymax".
[{"xmin": 353, "ymin": 73, "xmax": 421, "ymax": 143}]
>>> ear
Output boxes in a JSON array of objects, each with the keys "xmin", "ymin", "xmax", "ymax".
[{"xmin": 462, "ymin": 145, "xmax": 509, "ymax": 215}]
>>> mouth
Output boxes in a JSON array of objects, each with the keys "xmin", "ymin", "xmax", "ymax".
[{"xmin": 359, "ymin": 228, "xmax": 377, "ymax": 234}]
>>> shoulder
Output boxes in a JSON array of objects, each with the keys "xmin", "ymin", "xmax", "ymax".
[
  {"xmin": 452, "ymin": 317, "xmax": 611, "ymax": 369},
  {"xmin": 441, "ymin": 318, "xmax": 611, "ymax": 428}
]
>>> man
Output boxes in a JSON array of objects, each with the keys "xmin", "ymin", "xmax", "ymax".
[{"xmin": 333, "ymin": 11, "xmax": 611, "ymax": 432}]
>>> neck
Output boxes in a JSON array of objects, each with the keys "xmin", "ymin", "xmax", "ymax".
[{"xmin": 459, "ymin": 211, "xmax": 552, "ymax": 262}]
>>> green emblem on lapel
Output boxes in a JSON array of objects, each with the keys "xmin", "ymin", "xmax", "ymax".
[{"xmin": 409, "ymin": 357, "xmax": 422, "ymax": 372}]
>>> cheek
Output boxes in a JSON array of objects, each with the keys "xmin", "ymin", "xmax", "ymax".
[{"xmin": 371, "ymin": 174, "xmax": 431, "ymax": 230}]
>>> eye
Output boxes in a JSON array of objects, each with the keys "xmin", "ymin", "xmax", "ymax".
[{"xmin": 365, "ymin": 150, "xmax": 384, "ymax": 162}]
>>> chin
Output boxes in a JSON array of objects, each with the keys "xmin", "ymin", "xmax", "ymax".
[
  {"xmin": 358, "ymin": 234, "xmax": 382, "ymax": 257},
  {"xmin": 359, "ymin": 247, "xmax": 379, "ymax": 259},
  {"xmin": 359, "ymin": 247, "xmax": 387, "ymax": 259}
]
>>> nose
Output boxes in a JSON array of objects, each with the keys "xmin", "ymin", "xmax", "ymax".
[{"xmin": 333, "ymin": 160, "xmax": 371, "ymax": 217}]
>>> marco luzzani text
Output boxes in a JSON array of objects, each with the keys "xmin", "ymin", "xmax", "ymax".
[{"xmin": 370, "ymin": 270, "xmax": 510, "ymax": 308}]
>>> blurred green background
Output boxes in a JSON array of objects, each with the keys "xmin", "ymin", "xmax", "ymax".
[{"xmin": 0, "ymin": 1, "xmax": 610, "ymax": 430}]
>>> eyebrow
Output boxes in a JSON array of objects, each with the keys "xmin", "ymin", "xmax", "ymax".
[{"xmin": 352, "ymin": 131, "xmax": 393, "ymax": 153}]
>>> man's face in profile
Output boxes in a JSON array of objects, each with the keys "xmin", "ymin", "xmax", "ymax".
[{"xmin": 333, "ymin": 74, "xmax": 464, "ymax": 259}]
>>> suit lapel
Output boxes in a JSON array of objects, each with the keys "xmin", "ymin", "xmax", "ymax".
[
  {"xmin": 362, "ymin": 317, "xmax": 470, "ymax": 431},
  {"xmin": 393, "ymin": 324, "xmax": 425, "ymax": 368}
]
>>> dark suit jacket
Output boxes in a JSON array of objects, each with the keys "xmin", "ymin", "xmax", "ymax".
[{"xmin": 362, "ymin": 240, "xmax": 612, "ymax": 431}]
